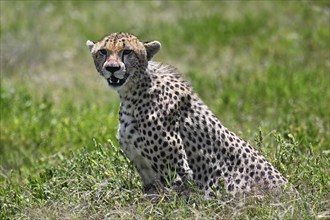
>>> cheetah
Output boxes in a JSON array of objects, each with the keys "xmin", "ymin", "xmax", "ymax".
[{"xmin": 86, "ymin": 32, "xmax": 288, "ymax": 197}]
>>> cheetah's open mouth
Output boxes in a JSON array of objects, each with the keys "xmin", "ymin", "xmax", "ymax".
[{"xmin": 106, "ymin": 73, "xmax": 129, "ymax": 87}]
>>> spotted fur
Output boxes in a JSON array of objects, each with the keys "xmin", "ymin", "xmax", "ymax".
[{"xmin": 86, "ymin": 32, "xmax": 288, "ymax": 197}]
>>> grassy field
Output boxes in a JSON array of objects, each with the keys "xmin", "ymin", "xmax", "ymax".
[{"xmin": 1, "ymin": 1, "xmax": 329, "ymax": 219}]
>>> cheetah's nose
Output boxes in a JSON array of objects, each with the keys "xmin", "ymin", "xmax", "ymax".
[{"xmin": 105, "ymin": 65, "xmax": 120, "ymax": 73}]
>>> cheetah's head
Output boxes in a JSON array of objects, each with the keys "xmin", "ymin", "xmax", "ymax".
[{"xmin": 86, "ymin": 32, "xmax": 161, "ymax": 90}]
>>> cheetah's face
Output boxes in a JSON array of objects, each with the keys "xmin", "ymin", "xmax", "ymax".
[{"xmin": 86, "ymin": 32, "xmax": 161, "ymax": 90}]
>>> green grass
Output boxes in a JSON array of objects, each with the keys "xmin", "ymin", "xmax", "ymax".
[{"xmin": 1, "ymin": 1, "xmax": 329, "ymax": 219}]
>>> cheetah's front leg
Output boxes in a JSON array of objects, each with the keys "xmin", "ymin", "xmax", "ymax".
[{"xmin": 135, "ymin": 111, "xmax": 194, "ymax": 191}]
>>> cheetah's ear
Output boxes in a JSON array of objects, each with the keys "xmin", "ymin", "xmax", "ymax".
[
  {"xmin": 144, "ymin": 41, "xmax": 161, "ymax": 60},
  {"xmin": 86, "ymin": 40, "xmax": 95, "ymax": 52}
]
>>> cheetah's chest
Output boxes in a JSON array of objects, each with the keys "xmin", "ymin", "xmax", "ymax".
[
  {"xmin": 118, "ymin": 112, "xmax": 138, "ymax": 156},
  {"xmin": 118, "ymin": 108, "xmax": 158, "ymax": 185}
]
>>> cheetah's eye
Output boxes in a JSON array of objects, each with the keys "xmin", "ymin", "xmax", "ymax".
[
  {"xmin": 98, "ymin": 49, "xmax": 107, "ymax": 56},
  {"xmin": 122, "ymin": 49, "xmax": 133, "ymax": 56}
]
